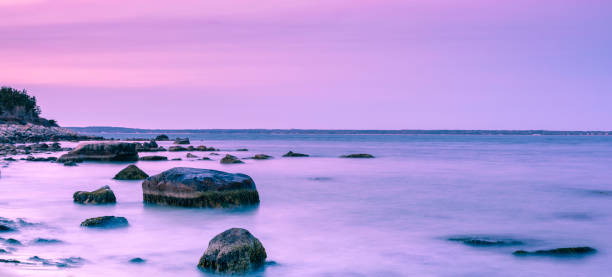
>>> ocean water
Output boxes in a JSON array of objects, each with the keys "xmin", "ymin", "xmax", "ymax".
[{"xmin": 1, "ymin": 133, "xmax": 612, "ymax": 276}]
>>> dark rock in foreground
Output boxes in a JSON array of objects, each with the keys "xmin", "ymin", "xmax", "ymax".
[
  {"xmin": 513, "ymin": 247, "xmax": 596, "ymax": 257},
  {"xmin": 174, "ymin": 137, "xmax": 190, "ymax": 144},
  {"xmin": 220, "ymin": 154, "xmax": 244, "ymax": 164},
  {"xmin": 142, "ymin": 167, "xmax": 259, "ymax": 208},
  {"xmin": 114, "ymin": 165, "xmax": 149, "ymax": 180},
  {"xmin": 448, "ymin": 236, "xmax": 523, "ymax": 247},
  {"xmin": 58, "ymin": 142, "xmax": 138, "ymax": 162},
  {"xmin": 250, "ymin": 154, "xmax": 272, "ymax": 160},
  {"xmin": 73, "ymin": 185, "xmax": 117, "ymax": 204},
  {"xmin": 340, "ymin": 153, "xmax": 375, "ymax": 158},
  {"xmin": 80, "ymin": 216, "xmax": 128, "ymax": 228},
  {"xmin": 140, "ymin": 155, "xmax": 168, "ymax": 161},
  {"xmin": 283, "ymin": 151, "xmax": 309, "ymax": 157},
  {"xmin": 198, "ymin": 228, "xmax": 266, "ymax": 274}
]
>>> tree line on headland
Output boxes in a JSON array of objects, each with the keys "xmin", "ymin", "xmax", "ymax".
[{"xmin": 0, "ymin": 86, "xmax": 57, "ymax": 127}]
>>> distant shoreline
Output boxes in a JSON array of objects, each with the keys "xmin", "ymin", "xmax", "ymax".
[{"xmin": 68, "ymin": 127, "xmax": 611, "ymax": 136}]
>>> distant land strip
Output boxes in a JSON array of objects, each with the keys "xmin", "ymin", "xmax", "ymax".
[{"xmin": 67, "ymin": 127, "xmax": 611, "ymax": 136}]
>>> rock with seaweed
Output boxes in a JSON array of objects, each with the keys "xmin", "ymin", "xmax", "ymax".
[
  {"xmin": 73, "ymin": 186, "xmax": 117, "ymax": 204},
  {"xmin": 113, "ymin": 165, "xmax": 149, "ymax": 180},
  {"xmin": 197, "ymin": 228, "xmax": 267, "ymax": 274},
  {"xmin": 142, "ymin": 167, "xmax": 259, "ymax": 208}
]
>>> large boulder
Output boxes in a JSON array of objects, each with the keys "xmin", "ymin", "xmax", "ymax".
[
  {"xmin": 198, "ymin": 228, "xmax": 266, "ymax": 274},
  {"xmin": 80, "ymin": 216, "xmax": 128, "ymax": 228},
  {"xmin": 58, "ymin": 142, "xmax": 138, "ymax": 162},
  {"xmin": 114, "ymin": 165, "xmax": 149, "ymax": 180},
  {"xmin": 73, "ymin": 185, "xmax": 117, "ymax": 204},
  {"xmin": 142, "ymin": 167, "xmax": 259, "ymax": 208}
]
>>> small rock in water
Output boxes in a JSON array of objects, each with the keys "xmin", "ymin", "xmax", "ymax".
[
  {"xmin": 340, "ymin": 153, "xmax": 375, "ymax": 158},
  {"xmin": 236, "ymin": 148, "xmax": 248, "ymax": 151},
  {"xmin": 173, "ymin": 137, "xmax": 190, "ymax": 145},
  {"xmin": 250, "ymin": 154, "xmax": 272, "ymax": 160},
  {"xmin": 0, "ymin": 259, "xmax": 20, "ymax": 264},
  {"xmin": 186, "ymin": 153, "xmax": 198, "ymax": 158},
  {"xmin": 73, "ymin": 185, "xmax": 117, "ymax": 204},
  {"xmin": 220, "ymin": 154, "xmax": 244, "ymax": 164},
  {"xmin": 32, "ymin": 238, "xmax": 63, "ymax": 244},
  {"xmin": 171, "ymin": 158, "xmax": 182, "ymax": 161},
  {"xmin": 168, "ymin": 146, "xmax": 188, "ymax": 152},
  {"xmin": 0, "ymin": 224, "xmax": 13, "ymax": 232},
  {"xmin": 201, "ymin": 157, "xmax": 212, "ymax": 160},
  {"xmin": 198, "ymin": 228, "xmax": 267, "ymax": 274},
  {"xmin": 513, "ymin": 247, "xmax": 596, "ymax": 257},
  {"xmin": 80, "ymin": 216, "xmax": 128, "ymax": 228},
  {"xmin": 6, "ymin": 238, "xmax": 21, "ymax": 245},
  {"xmin": 63, "ymin": 161, "xmax": 78, "ymax": 166},
  {"xmin": 448, "ymin": 236, "xmax": 523, "ymax": 247},
  {"xmin": 155, "ymin": 134, "xmax": 169, "ymax": 141},
  {"xmin": 282, "ymin": 151, "xmax": 309, "ymax": 157},
  {"xmin": 140, "ymin": 155, "xmax": 168, "ymax": 161},
  {"xmin": 129, "ymin": 257, "xmax": 146, "ymax": 264},
  {"xmin": 113, "ymin": 165, "xmax": 149, "ymax": 180}
]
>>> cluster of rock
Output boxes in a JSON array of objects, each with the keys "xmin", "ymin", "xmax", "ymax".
[
  {"xmin": 0, "ymin": 142, "xmax": 67, "ymax": 156},
  {"xmin": 135, "ymin": 140, "xmax": 166, "ymax": 152},
  {"xmin": 168, "ymin": 145, "xmax": 219, "ymax": 152},
  {"xmin": 0, "ymin": 123, "xmax": 100, "ymax": 143}
]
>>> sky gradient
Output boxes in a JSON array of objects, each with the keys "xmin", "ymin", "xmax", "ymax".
[{"xmin": 1, "ymin": 0, "xmax": 611, "ymax": 130}]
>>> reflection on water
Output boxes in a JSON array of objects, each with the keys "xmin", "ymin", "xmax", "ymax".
[{"xmin": 0, "ymin": 134, "xmax": 611, "ymax": 276}]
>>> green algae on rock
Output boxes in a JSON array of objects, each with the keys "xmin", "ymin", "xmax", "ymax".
[
  {"xmin": 198, "ymin": 228, "xmax": 266, "ymax": 274},
  {"xmin": 73, "ymin": 185, "xmax": 117, "ymax": 204},
  {"xmin": 113, "ymin": 165, "xmax": 149, "ymax": 180},
  {"xmin": 142, "ymin": 167, "xmax": 259, "ymax": 208},
  {"xmin": 80, "ymin": 216, "xmax": 128, "ymax": 228}
]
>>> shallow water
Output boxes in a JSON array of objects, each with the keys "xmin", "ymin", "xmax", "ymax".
[{"xmin": 1, "ymin": 134, "xmax": 612, "ymax": 276}]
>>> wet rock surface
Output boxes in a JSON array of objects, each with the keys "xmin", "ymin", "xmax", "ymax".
[
  {"xmin": 142, "ymin": 167, "xmax": 259, "ymax": 208},
  {"xmin": 198, "ymin": 228, "xmax": 267, "ymax": 274}
]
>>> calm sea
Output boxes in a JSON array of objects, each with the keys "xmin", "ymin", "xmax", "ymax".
[{"xmin": 1, "ymin": 132, "xmax": 611, "ymax": 276}]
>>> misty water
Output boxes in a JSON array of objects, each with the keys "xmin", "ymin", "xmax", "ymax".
[{"xmin": 1, "ymin": 133, "xmax": 611, "ymax": 276}]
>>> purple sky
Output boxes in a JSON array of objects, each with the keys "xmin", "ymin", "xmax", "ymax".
[{"xmin": 1, "ymin": 0, "xmax": 611, "ymax": 130}]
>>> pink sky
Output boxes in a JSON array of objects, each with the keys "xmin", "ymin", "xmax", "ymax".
[{"xmin": 1, "ymin": 0, "xmax": 611, "ymax": 129}]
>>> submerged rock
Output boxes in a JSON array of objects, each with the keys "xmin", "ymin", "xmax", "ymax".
[
  {"xmin": 80, "ymin": 216, "xmax": 128, "ymax": 228},
  {"xmin": 198, "ymin": 228, "xmax": 266, "ymax": 274},
  {"xmin": 142, "ymin": 167, "xmax": 259, "ymax": 208},
  {"xmin": 32, "ymin": 238, "xmax": 63, "ymax": 244},
  {"xmin": 340, "ymin": 153, "xmax": 375, "ymax": 158},
  {"xmin": 513, "ymin": 247, "xmax": 596, "ymax": 257},
  {"xmin": 140, "ymin": 155, "xmax": 168, "ymax": 161},
  {"xmin": 282, "ymin": 151, "xmax": 309, "ymax": 157},
  {"xmin": 174, "ymin": 137, "xmax": 190, "ymax": 145},
  {"xmin": 113, "ymin": 165, "xmax": 149, "ymax": 180},
  {"xmin": 129, "ymin": 257, "xmax": 146, "ymax": 264},
  {"xmin": 155, "ymin": 134, "xmax": 169, "ymax": 141},
  {"xmin": 448, "ymin": 236, "xmax": 523, "ymax": 247},
  {"xmin": 220, "ymin": 154, "xmax": 244, "ymax": 164},
  {"xmin": 250, "ymin": 154, "xmax": 272, "ymax": 160},
  {"xmin": 58, "ymin": 142, "xmax": 138, "ymax": 162},
  {"xmin": 73, "ymin": 186, "xmax": 117, "ymax": 204}
]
